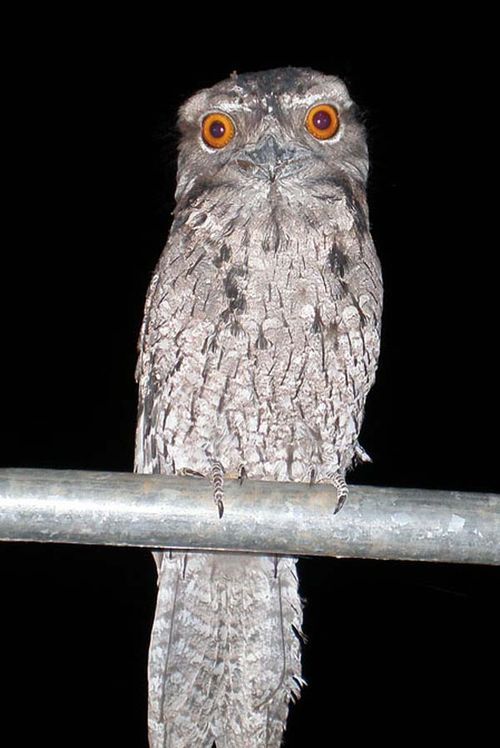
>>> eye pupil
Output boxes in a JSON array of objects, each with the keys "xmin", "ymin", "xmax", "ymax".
[
  {"xmin": 313, "ymin": 110, "xmax": 332, "ymax": 130},
  {"xmin": 209, "ymin": 120, "xmax": 226, "ymax": 139}
]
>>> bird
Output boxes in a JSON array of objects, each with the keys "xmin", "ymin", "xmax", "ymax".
[{"xmin": 134, "ymin": 67, "xmax": 383, "ymax": 748}]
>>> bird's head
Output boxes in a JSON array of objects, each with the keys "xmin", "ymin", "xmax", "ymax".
[{"xmin": 174, "ymin": 68, "xmax": 369, "ymax": 210}]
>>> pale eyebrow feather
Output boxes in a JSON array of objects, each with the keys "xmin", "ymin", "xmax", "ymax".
[
  {"xmin": 207, "ymin": 100, "xmax": 255, "ymax": 114},
  {"xmin": 281, "ymin": 92, "xmax": 353, "ymax": 109}
]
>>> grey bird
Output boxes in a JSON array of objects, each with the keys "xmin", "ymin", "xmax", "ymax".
[{"xmin": 135, "ymin": 67, "xmax": 383, "ymax": 747}]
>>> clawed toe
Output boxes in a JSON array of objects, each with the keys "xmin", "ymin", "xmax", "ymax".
[
  {"xmin": 333, "ymin": 490, "xmax": 348, "ymax": 514},
  {"xmin": 330, "ymin": 472, "xmax": 348, "ymax": 515},
  {"xmin": 211, "ymin": 460, "xmax": 225, "ymax": 519},
  {"xmin": 238, "ymin": 465, "xmax": 247, "ymax": 486}
]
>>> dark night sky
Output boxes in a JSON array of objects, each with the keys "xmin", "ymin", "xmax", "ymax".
[{"xmin": 2, "ymin": 11, "xmax": 498, "ymax": 747}]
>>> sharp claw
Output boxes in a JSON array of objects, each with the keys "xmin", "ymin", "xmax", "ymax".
[
  {"xmin": 178, "ymin": 467, "xmax": 204, "ymax": 477},
  {"xmin": 238, "ymin": 466, "xmax": 247, "ymax": 486},
  {"xmin": 333, "ymin": 493, "xmax": 347, "ymax": 514},
  {"xmin": 354, "ymin": 442, "xmax": 372, "ymax": 465}
]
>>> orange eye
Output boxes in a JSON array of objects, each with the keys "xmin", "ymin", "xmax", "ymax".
[
  {"xmin": 305, "ymin": 104, "xmax": 340, "ymax": 140},
  {"xmin": 202, "ymin": 112, "xmax": 235, "ymax": 149}
]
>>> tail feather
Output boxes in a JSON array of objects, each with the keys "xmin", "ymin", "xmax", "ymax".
[{"xmin": 148, "ymin": 552, "xmax": 303, "ymax": 748}]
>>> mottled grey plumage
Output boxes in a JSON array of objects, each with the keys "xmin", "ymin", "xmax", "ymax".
[{"xmin": 135, "ymin": 67, "xmax": 382, "ymax": 747}]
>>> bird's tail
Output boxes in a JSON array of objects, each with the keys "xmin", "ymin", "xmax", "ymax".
[{"xmin": 148, "ymin": 551, "xmax": 304, "ymax": 748}]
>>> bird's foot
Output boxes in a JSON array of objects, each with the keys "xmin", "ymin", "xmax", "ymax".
[
  {"xmin": 330, "ymin": 472, "xmax": 348, "ymax": 514},
  {"xmin": 210, "ymin": 460, "xmax": 225, "ymax": 518}
]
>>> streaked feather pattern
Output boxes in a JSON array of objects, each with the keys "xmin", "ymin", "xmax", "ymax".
[{"xmin": 147, "ymin": 553, "xmax": 303, "ymax": 747}]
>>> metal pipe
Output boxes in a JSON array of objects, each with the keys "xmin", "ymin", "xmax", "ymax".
[{"xmin": 0, "ymin": 468, "xmax": 498, "ymax": 565}]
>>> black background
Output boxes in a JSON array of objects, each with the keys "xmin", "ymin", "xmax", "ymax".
[{"xmin": 2, "ymin": 10, "xmax": 498, "ymax": 747}]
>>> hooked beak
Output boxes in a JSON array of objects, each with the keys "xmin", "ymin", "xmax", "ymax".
[{"xmin": 234, "ymin": 134, "xmax": 309, "ymax": 182}]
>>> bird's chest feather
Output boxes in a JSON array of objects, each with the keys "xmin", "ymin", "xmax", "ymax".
[{"xmin": 150, "ymin": 204, "xmax": 379, "ymax": 439}]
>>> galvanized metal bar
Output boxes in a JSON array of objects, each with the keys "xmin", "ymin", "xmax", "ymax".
[{"xmin": 0, "ymin": 468, "xmax": 498, "ymax": 565}]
